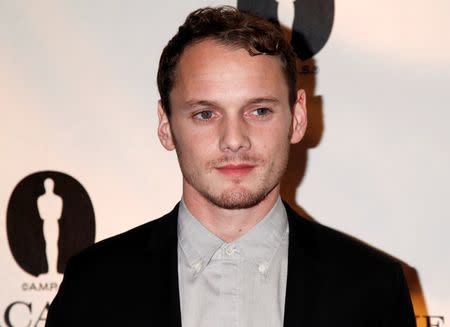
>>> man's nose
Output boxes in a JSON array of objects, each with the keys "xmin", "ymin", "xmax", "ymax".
[{"xmin": 219, "ymin": 116, "xmax": 251, "ymax": 153}]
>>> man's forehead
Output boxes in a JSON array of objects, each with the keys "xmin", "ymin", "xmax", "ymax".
[{"xmin": 174, "ymin": 39, "xmax": 285, "ymax": 86}]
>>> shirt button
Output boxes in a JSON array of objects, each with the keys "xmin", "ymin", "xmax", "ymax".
[
  {"xmin": 258, "ymin": 263, "xmax": 267, "ymax": 274},
  {"xmin": 225, "ymin": 244, "xmax": 236, "ymax": 256},
  {"xmin": 193, "ymin": 261, "xmax": 202, "ymax": 273}
]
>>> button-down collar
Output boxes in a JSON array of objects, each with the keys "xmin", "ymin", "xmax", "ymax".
[{"xmin": 177, "ymin": 197, "xmax": 288, "ymax": 277}]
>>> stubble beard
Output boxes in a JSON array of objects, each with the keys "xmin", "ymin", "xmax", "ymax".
[
  {"xmin": 201, "ymin": 178, "xmax": 273, "ymax": 210},
  {"xmin": 178, "ymin": 151, "xmax": 290, "ymax": 210}
]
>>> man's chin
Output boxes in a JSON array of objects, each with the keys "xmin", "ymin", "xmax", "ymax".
[{"xmin": 203, "ymin": 190, "xmax": 268, "ymax": 210}]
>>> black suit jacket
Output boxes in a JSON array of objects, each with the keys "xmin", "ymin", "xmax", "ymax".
[{"xmin": 46, "ymin": 203, "xmax": 416, "ymax": 326}]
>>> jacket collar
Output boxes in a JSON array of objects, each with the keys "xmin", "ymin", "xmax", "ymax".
[
  {"xmin": 145, "ymin": 203, "xmax": 182, "ymax": 327},
  {"xmin": 283, "ymin": 202, "xmax": 318, "ymax": 327}
]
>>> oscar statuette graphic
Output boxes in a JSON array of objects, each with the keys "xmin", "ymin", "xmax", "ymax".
[
  {"xmin": 7, "ymin": 171, "xmax": 95, "ymax": 276},
  {"xmin": 37, "ymin": 178, "xmax": 63, "ymax": 275}
]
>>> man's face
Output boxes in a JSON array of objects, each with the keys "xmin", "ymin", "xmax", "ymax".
[{"xmin": 158, "ymin": 39, "xmax": 306, "ymax": 210}]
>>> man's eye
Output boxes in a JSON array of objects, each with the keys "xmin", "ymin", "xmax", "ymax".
[
  {"xmin": 193, "ymin": 111, "xmax": 214, "ymax": 120},
  {"xmin": 251, "ymin": 108, "xmax": 271, "ymax": 116}
]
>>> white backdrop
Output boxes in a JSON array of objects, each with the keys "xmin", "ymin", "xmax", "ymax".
[{"xmin": 1, "ymin": 1, "xmax": 448, "ymax": 326}]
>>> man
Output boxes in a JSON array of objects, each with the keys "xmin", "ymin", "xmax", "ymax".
[{"xmin": 46, "ymin": 6, "xmax": 416, "ymax": 327}]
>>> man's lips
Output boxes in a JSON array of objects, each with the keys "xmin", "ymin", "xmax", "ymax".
[{"xmin": 215, "ymin": 164, "xmax": 256, "ymax": 177}]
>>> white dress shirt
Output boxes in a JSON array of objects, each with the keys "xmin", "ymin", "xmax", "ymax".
[{"xmin": 177, "ymin": 197, "xmax": 289, "ymax": 327}]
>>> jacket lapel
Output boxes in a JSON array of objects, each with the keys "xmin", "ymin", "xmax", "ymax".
[
  {"xmin": 283, "ymin": 203, "xmax": 319, "ymax": 327},
  {"xmin": 146, "ymin": 204, "xmax": 182, "ymax": 327}
]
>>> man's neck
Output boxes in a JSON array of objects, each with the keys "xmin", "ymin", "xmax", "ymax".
[{"xmin": 182, "ymin": 183, "xmax": 281, "ymax": 242}]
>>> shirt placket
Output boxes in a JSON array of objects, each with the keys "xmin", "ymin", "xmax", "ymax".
[{"xmin": 219, "ymin": 243, "xmax": 240, "ymax": 327}]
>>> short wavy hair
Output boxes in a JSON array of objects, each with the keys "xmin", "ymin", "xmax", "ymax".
[{"xmin": 157, "ymin": 6, "xmax": 297, "ymax": 116}]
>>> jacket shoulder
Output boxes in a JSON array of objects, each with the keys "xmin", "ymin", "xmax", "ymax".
[
  {"xmin": 66, "ymin": 204, "xmax": 178, "ymax": 273},
  {"xmin": 283, "ymin": 204, "xmax": 416, "ymax": 327},
  {"xmin": 46, "ymin": 205, "xmax": 180, "ymax": 326},
  {"xmin": 285, "ymin": 203, "xmax": 402, "ymax": 272}
]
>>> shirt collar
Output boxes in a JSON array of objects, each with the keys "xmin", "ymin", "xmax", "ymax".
[
  {"xmin": 177, "ymin": 197, "xmax": 288, "ymax": 276},
  {"xmin": 177, "ymin": 200, "xmax": 223, "ymax": 274}
]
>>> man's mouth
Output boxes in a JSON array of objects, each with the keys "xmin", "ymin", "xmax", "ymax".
[{"xmin": 215, "ymin": 164, "xmax": 256, "ymax": 177}]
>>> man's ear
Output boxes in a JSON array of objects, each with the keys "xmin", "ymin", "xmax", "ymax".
[
  {"xmin": 290, "ymin": 89, "xmax": 308, "ymax": 144},
  {"xmin": 157, "ymin": 101, "xmax": 175, "ymax": 151}
]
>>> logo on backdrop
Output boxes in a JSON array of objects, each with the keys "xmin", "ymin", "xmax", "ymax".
[
  {"xmin": 237, "ymin": 0, "xmax": 334, "ymax": 60},
  {"xmin": 6, "ymin": 171, "xmax": 95, "ymax": 277}
]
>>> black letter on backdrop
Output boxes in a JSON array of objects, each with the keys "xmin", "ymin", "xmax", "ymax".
[
  {"xmin": 4, "ymin": 301, "xmax": 32, "ymax": 327},
  {"xmin": 34, "ymin": 302, "xmax": 50, "ymax": 327}
]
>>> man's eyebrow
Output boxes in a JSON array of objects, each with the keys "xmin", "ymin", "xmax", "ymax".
[
  {"xmin": 185, "ymin": 100, "xmax": 219, "ymax": 108},
  {"xmin": 246, "ymin": 97, "xmax": 280, "ymax": 105}
]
